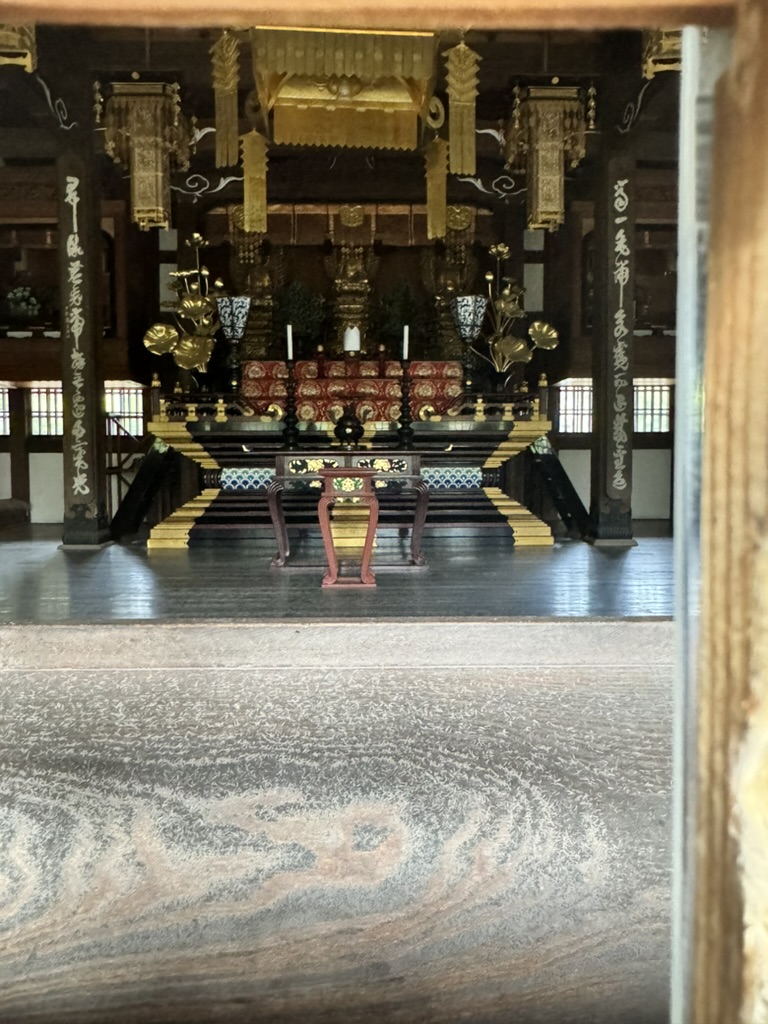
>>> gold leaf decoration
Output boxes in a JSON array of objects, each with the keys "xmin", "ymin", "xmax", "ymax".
[
  {"xmin": 446, "ymin": 205, "xmax": 473, "ymax": 232},
  {"xmin": 444, "ymin": 41, "xmax": 480, "ymax": 175},
  {"xmin": 143, "ymin": 322, "xmax": 179, "ymax": 355},
  {"xmin": 241, "ymin": 130, "xmax": 269, "ymax": 233},
  {"xmin": 0, "ymin": 25, "xmax": 36, "ymax": 72},
  {"xmin": 173, "ymin": 334, "xmax": 215, "ymax": 372},
  {"xmin": 210, "ymin": 30, "xmax": 241, "ymax": 168},
  {"xmin": 489, "ymin": 334, "xmax": 532, "ymax": 371},
  {"xmin": 250, "ymin": 28, "xmax": 436, "ymax": 151},
  {"xmin": 529, "ymin": 320, "xmax": 559, "ymax": 350},
  {"xmin": 425, "ymin": 137, "xmax": 448, "ymax": 240}
]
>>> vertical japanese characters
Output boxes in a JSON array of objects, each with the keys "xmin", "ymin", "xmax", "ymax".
[
  {"xmin": 64, "ymin": 175, "xmax": 90, "ymax": 498},
  {"xmin": 611, "ymin": 178, "xmax": 631, "ymax": 494}
]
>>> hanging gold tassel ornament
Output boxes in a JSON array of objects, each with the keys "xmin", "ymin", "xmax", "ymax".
[
  {"xmin": 445, "ymin": 41, "xmax": 480, "ymax": 176},
  {"xmin": 241, "ymin": 131, "xmax": 269, "ymax": 233},
  {"xmin": 425, "ymin": 137, "xmax": 448, "ymax": 240},
  {"xmin": 210, "ymin": 29, "xmax": 240, "ymax": 168}
]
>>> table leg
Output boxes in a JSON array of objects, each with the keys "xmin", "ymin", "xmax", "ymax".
[
  {"xmin": 358, "ymin": 494, "xmax": 379, "ymax": 585},
  {"xmin": 410, "ymin": 479, "xmax": 429, "ymax": 566},
  {"xmin": 318, "ymin": 494, "xmax": 339, "ymax": 585},
  {"xmin": 267, "ymin": 480, "xmax": 289, "ymax": 568}
]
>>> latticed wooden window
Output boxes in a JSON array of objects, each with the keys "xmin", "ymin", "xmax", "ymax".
[
  {"xmin": 634, "ymin": 379, "xmax": 672, "ymax": 433},
  {"xmin": 0, "ymin": 387, "xmax": 9, "ymax": 436},
  {"xmin": 105, "ymin": 384, "xmax": 144, "ymax": 437},
  {"xmin": 556, "ymin": 379, "xmax": 593, "ymax": 433},
  {"xmin": 29, "ymin": 385, "xmax": 63, "ymax": 436}
]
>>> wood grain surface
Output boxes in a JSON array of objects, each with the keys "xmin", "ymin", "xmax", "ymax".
[
  {"xmin": 695, "ymin": 1, "xmax": 768, "ymax": 1020},
  {"xmin": 0, "ymin": 622, "xmax": 672, "ymax": 1023},
  {"xmin": 0, "ymin": 0, "xmax": 736, "ymax": 30}
]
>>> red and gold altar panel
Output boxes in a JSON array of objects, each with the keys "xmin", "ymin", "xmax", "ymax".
[{"xmin": 241, "ymin": 359, "xmax": 463, "ymax": 421}]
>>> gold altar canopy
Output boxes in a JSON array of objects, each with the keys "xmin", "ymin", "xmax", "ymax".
[
  {"xmin": 250, "ymin": 27, "xmax": 438, "ymax": 151},
  {"xmin": 232, "ymin": 27, "xmax": 479, "ymax": 237}
]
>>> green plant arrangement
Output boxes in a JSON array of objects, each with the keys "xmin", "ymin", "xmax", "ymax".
[
  {"xmin": 273, "ymin": 281, "xmax": 326, "ymax": 343},
  {"xmin": 3, "ymin": 285, "xmax": 41, "ymax": 323},
  {"xmin": 371, "ymin": 282, "xmax": 434, "ymax": 349}
]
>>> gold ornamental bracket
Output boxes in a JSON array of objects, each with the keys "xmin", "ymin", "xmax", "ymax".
[
  {"xmin": 642, "ymin": 29, "xmax": 682, "ymax": 79},
  {"xmin": 503, "ymin": 83, "xmax": 595, "ymax": 233},
  {"xmin": 0, "ymin": 24, "xmax": 36, "ymax": 71},
  {"xmin": 95, "ymin": 80, "xmax": 194, "ymax": 230}
]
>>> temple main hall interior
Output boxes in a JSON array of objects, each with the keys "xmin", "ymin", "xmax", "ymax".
[{"xmin": 0, "ymin": 13, "xmax": 738, "ymax": 1024}]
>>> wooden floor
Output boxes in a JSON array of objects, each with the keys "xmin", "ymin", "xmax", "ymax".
[{"xmin": 0, "ymin": 525, "xmax": 673, "ymax": 622}]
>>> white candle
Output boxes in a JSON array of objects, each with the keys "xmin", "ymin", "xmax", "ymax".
[
  {"xmin": 402, "ymin": 324, "xmax": 409, "ymax": 361},
  {"xmin": 286, "ymin": 323, "xmax": 293, "ymax": 362},
  {"xmin": 343, "ymin": 325, "xmax": 361, "ymax": 352}
]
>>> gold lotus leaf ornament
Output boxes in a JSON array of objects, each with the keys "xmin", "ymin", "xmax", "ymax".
[
  {"xmin": 489, "ymin": 334, "xmax": 530, "ymax": 371},
  {"xmin": 498, "ymin": 335, "xmax": 531, "ymax": 362},
  {"xmin": 173, "ymin": 334, "xmax": 215, "ymax": 372},
  {"xmin": 144, "ymin": 322, "xmax": 179, "ymax": 355},
  {"xmin": 528, "ymin": 320, "xmax": 559, "ymax": 350}
]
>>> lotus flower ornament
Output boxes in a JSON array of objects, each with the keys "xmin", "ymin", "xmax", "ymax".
[
  {"xmin": 450, "ymin": 243, "xmax": 559, "ymax": 384},
  {"xmin": 143, "ymin": 233, "xmax": 224, "ymax": 373}
]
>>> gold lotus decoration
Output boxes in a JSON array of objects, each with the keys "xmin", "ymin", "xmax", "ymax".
[
  {"xmin": 143, "ymin": 233, "xmax": 224, "ymax": 372},
  {"xmin": 451, "ymin": 243, "xmax": 559, "ymax": 379}
]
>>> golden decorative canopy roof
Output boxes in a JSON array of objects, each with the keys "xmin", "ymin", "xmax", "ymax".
[{"xmin": 250, "ymin": 27, "xmax": 438, "ymax": 151}]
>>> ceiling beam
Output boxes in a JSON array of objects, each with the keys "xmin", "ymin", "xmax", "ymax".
[{"xmin": 1, "ymin": 0, "xmax": 735, "ymax": 30}]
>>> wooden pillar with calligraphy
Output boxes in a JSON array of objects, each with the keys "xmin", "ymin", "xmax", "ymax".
[
  {"xmin": 589, "ymin": 145, "xmax": 636, "ymax": 545},
  {"xmin": 57, "ymin": 130, "xmax": 110, "ymax": 545}
]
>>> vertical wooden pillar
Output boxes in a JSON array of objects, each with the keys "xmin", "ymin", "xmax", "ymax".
[
  {"xmin": 695, "ymin": 1, "xmax": 768, "ymax": 1020},
  {"xmin": 58, "ymin": 135, "xmax": 110, "ymax": 545},
  {"xmin": 672, "ymin": 27, "xmax": 733, "ymax": 1024},
  {"xmin": 589, "ymin": 143, "xmax": 636, "ymax": 544},
  {"xmin": 8, "ymin": 387, "xmax": 30, "ymax": 507}
]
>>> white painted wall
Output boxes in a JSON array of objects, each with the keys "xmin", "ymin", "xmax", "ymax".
[
  {"xmin": 557, "ymin": 447, "xmax": 672, "ymax": 519},
  {"xmin": 29, "ymin": 453, "xmax": 64, "ymax": 523},
  {"xmin": 0, "ymin": 452, "xmax": 11, "ymax": 499},
  {"xmin": 558, "ymin": 449, "xmax": 591, "ymax": 510},
  {"xmin": 633, "ymin": 449, "xmax": 672, "ymax": 519}
]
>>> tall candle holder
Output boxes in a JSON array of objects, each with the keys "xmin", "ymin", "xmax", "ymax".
[
  {"xmin": 282, "ymin": 360, "xmax": 300, "ymax": 449},
  {"xmin": 397, "ymin": 360, "xmax": 414, "ymax": 450}
]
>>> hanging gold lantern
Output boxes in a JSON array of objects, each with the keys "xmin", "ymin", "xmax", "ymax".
[
  {"xmin": 97, "ymin": 81, "xmax": 194, "ymax": 231},
  {"xmin": 504, "ymin": 84, "xmax": 592, "ymax": 233}
]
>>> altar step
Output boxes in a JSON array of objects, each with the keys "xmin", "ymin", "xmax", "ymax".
[{"xmin": 172, "ymin": 486, "xmax": 551, "ymax": 546}]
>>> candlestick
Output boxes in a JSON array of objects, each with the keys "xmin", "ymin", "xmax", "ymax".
[
  {"xmin": 282, "ymin": 360, "xmax": 299, "ymax": 449},
  {"xmin": 398, "ymin": 359, "xmax": 414, "ymax": 450},
  {"xmin": 402, "ymin": 324, "xmax": 409, "ymax": 361},
  {"xmin": 286, "ymin": 323, "xmax": 293, "ymax": 362}
]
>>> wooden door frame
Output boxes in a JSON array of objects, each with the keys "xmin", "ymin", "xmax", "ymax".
[
  {"xmin": 7, "ymin": 2, "xmax": 761, "ymax": 1022},
  {"xmin": 0, "ymin": 0, "xmax": 736, "ymax": 29}
]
